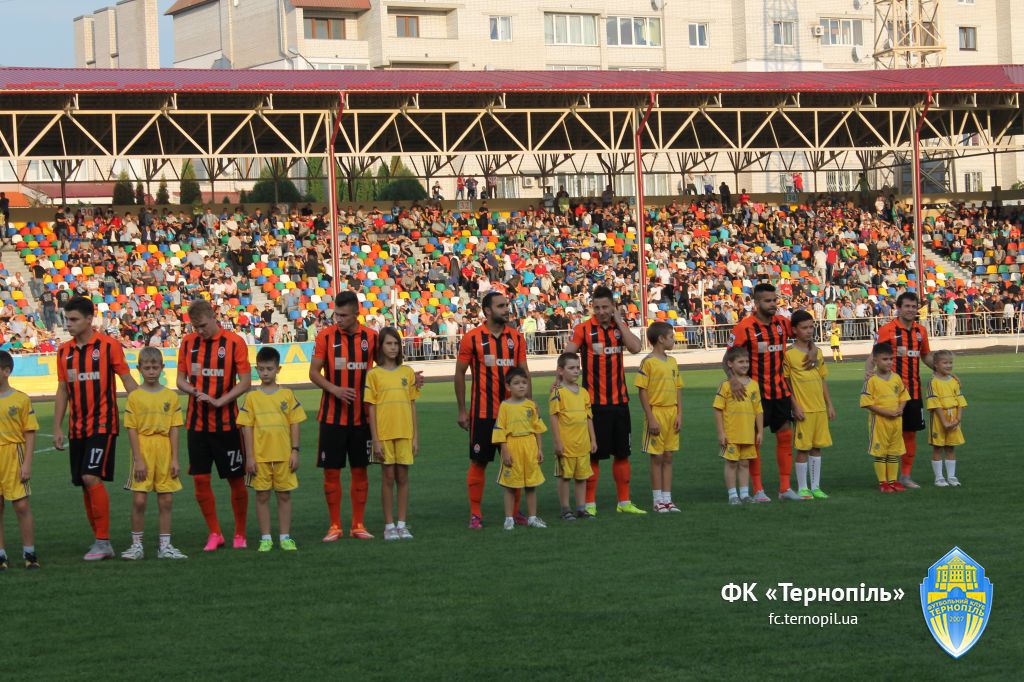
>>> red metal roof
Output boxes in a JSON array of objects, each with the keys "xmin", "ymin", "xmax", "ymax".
[{"xmin": 0, "ymin": 65, "xmax": 1021, "ymax": 95}]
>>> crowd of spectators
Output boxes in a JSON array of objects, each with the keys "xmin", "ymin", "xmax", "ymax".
[{"xmin": 3, "ymin": 187, "xmax": 1023, "ymax": 357}]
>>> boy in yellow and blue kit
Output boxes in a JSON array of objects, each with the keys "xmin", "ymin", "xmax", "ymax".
[
  {"xmin": 121, "ymin": 347, "xmax": 186, "ymax": 560},
  {"xmin": 0, "ymin": 350, "xmax": 40, "ymax": 570},
  {"xmin": 636, "ymin": 322, "xmax": 684, "ymax": 513},
  {"xmin": 239, "ymin": 347, "xmax": 307, "ymax": 551},
  {"xmin": 549, "ymin": 352, "xmax": 596, "ymax": 521},
  {"xmin": 860, "ymin": 342, "xmax": 910, "ymax": 493},
  {"xmin": 493, "ymin": 367, "xmax": 547, "ymax": 531}
]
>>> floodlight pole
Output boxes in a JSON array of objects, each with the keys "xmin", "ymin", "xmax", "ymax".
[
  {"xmin": 912, "ymin": 92, "xmax": 932, "ymax": 296},
  {"xmin": 327, "ymin": 92, "xmax": 345, "ymax": 299},
  {"xmin": 635, "ymin": 92, "xmax": 655, "ymax": 330}
]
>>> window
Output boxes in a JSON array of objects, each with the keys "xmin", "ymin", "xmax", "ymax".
[
  {"xmin": 964, "ymin": 172, "xmax": 983, "ymax": 192},
  {"xmin": 826, "ymin": 170, "xmax": 857, "ymax": 192},
  {"xmin": 546, "ymin": 65, "xmax": 598, "ymax": 70},
  {"xmin": 819, "ymin": 18, "xmax": 863, "ymax": 46},
  {"xmin": 544, "ymin": 13, "xmax": 598, "ymax": 46},
  {"xmin": 304, "ymin": 17, "xmax": 345, "ymax": 40},
  {"xmin": 489, "ymin": 16, "xmax": 512, "ymax": 41},
  {"xmin": 606, "ymin": 16, "xmax": 662, "ymax": 47},
  {"xmin": 688, "ymin": 23, "xmax": 709, "ymax": 48},
  {"xmin": 396, "ymin": 15, "xmax": 419, "ymax": 38},
  {"xmin": 314, "ymin": 63, "xmax": 369, "ymax": 70},
  {"xmin": 958, "ymin": 26, "xmax": 977, "ymax": 51},
  {"xmin": 958, "ymin": 0, "xmax": 975, "ymax": 4},
  {"xmin": 497, "ymin": 176, "xmax": 518, "ymax": 199},
  {"xmin": 772, "ymin": 21, "xmax": 794, "ymax": 47}
]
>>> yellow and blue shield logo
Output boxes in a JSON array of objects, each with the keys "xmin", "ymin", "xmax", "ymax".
[{"xmin": 920, "ymin": 547, "xmax": 993, "ymax": 658}]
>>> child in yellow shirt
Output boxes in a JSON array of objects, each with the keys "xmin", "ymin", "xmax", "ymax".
[
  {"xmin": 860, "ymin": 343, "xmax": 910, "ymax": 493},
  {"xmin": 493, "ymin": 367, "xmax": 547, "ymax": 531},
  {"xmin": 636, "ymin": 322, "xmax": 684, "ymax": 513},
  {"xmin": 926, "ymin": 350, "xmax": 966, "ymax": 487},
  {"xmin": 0, "ymin": 350, "xmax": 40, "ymax": 570},
  {"xmin": 713, "ymin": 347, "xmax": 763, "ymax": 505},
  {"xmin": 549, "ymin": 352, "xmax": 596, "ymax": 521},
  {"xmin": 366, "ymin": 328, "xmax": 420, "ymax": 540},
  {"xmin": 239, "ymin": 347, "xmax": 307, "ymax": 551}
]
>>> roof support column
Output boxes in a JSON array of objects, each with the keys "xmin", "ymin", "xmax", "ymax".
[
  {"xmin": 912, "ymin": 93, "xmax": 932, "ymax": 296},
  {"xmin": 635, "ymin": 93, "xmax": 655, "ymax": 332},
  {"xmin": 327, "ymin": 92, "xmax": 345, "ymax": 298}
]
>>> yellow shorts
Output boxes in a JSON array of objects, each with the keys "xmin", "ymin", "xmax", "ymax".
[
  {"xmin": 380, "ymin": 439, "xmax": 414, "ymax": 466},
  {"xmin": 555, "ymin": 455, "xmax": 593, "ymax": 481},
  {"xmin": 643, "ymin": 405, "xmax": 680, "ymax": 456},
  {"xmin": 929, "ymin": 412, "xmax": 965, "ymax": 447},
  {"xmin": 0, "ymin": 444, "xmax": 30, "ymax": 500},
  {"xmin": 868, "ymin": 415, "xmax": 905, "ymax": 457},
  {"xmin": 125, "ymin": 434, "xmax": 182, "ymax": 494},
  {"xmin": 794, "ymin": 411, "xmax": 832, "ymax": 451},
  {"xmin": 720, "ymin": 443, "xmax": 757, "ymax": 462},
  {"xmin": 250, "ymin": 461, "xmax": 298, "ymax": 492},
  {"xmin": 496, "ymin": 436, "xmax": 545, "ymax": 489}
]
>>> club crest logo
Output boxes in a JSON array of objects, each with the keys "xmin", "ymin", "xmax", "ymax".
[
  {"xmin": 281, "ymin": 401, "xmax": 288, "ymax": 412},
  {"xmin": 8, "ymin": 406, "xmax": 18, "ymax": 417},
  {"xmin": 361, "ymin": 339, "xmax": 369, "ymax": 351},
  {"xmin": 921, "ymin": 547, "xmax": 993, "ymax": 659},
  {"xmin": 92, "ymin": 349, "xmax": 100, "ymax": 361},
  {"xmin": 218, "ymin": 347, "xmax": 226, "ymax": 359},
  {"xmin": 163, "ymin": 402, "xmax": 170, "ymax": 412},
  {"xmin": 401, "ymin": 378, "xmax": 408, "ymax": 386},
  {"xmin": 526, "ymin": 408, "xmax": 533, "ymax": 419},
  {"xmin": 506, "ymin": 338, "xmax": 514, "ymax": 349}
]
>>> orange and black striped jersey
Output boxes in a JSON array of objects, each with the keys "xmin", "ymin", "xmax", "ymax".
[
  {"xmin": 178, "ymin": 329, "xmax": 250, "ymax": 432},
  {"xmin": 57, "ymin": 332, "xmax": 130, "ymax": 438},
  {"xmin": 458, "ymin": 324, "xmax": 527, "ymax": 420},
  {"xmin": 875, "ymin": 319, "xmax": 931, "ymax": 400},
  {"xmin": 313, "ymin": 324, "xmax": 378, "ymax": 426},
  {"xmin": 730, "ymin": 315, "xmax": 793, "ymax": 400},
  {"xmin": 570, "ymin": 319, "xmax": 629, "ymax": 407}
]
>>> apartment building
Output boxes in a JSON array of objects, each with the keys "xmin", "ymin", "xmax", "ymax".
[{"xmin": 73, "ymin": 0, "xmax": 160, "ymax": 69}]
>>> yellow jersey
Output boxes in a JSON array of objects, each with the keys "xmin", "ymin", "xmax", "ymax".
[
  {"xmin": 0, "ymin": 389, "xmax": 38, "ymax": 445},
  {"xmin": 634, "ymin": 354, "xmax": 684, "ymax": 407},
  {"xmin": 364, "ymin": 365, "xmax": 419, "ymax": 441},
  {"xmin": 829, "ymin": 329, "xmax": 840, "ymax": 346},
  {"xmin": 859, "ymin": 373, "xmax": 910, "ymax": 413},
  {"xmin": 124, "ymin": 386, "xmax": 183, "ymax": 436},
  {"xmin": 549, "ymin": 385, "xmax": 592, "ymax": 458},
  {"xmin": 236, "ymin": 387, "xmax": 307, "ymax": 462},
  {"xmin": 712, "ymin": 379, "xmax": 762, "ymax": 445},
  {"xmin": 925, "ymin": 376, "xmax": 967, "ymax": 417},
  {"xmin": 783, "ymin": 345, "xmax": 828, "ymax": 413},
  {"xmin": 492, "ymin": 399, "xmax": 547, "ymax": 443}
]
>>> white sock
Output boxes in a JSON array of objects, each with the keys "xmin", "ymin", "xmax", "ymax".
[
  {"xmin": 527, "ymin": 516, "xmax": 537, "ymax": 523},
  {"xmin": 261, "ymin": 534, "xmax": 272, "ymax": 541},
  {"xmin": 795, "ymin": 462, "xmax": 808, "ymax": 491},
  {"xmin": 945, "ymin": 460, "xmax": 957, "ymax": 478},
  {"xmin": 131, "ymin": 531, "xmax": 143, "ymax": 547},
  {"xmin": 396, "ymin": 520, "xmax": 406, "ymax": 528},
  {"xmin": 279, "ymin": 534, "xmax": 290, "ymax": 542},
  {"xmin": 385, "ymin": 523, "xmax": 396, "ymax": 531},
  {"xmin": 159, "ymin": 534, "xmax": 170, "ymax": 550},
  {"xmin": 809, "ymin": 456, "xmax": 822, "ymax": 489},
  {"xmin": 739, "ymin": 486, "xmax": 749, "ymax": 498},
  {"xmin": 727, "ymin": 487, "xmax": 738, "ymax": 499},
  {"xmin": 617, "ymin": 500, "xmax": 632, "ymax": 508},
  {"xmin": 663, "ymin": 491, "xmax": 672, "ymax": 504},
  {"xmin": 652, "ymin": 489, "xmax": 662, "ymax": 505},
  {"xmin": 505, "ymin": 516, "xmax": 514, "ymax": 524},
  {"xmin": 932, "ymin": 460, "xmax": 944, "ymax": 480}
]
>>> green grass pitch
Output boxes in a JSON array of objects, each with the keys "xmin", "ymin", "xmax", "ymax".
[{"xmin": 2, "ymin": 353, "xmax": 1021, "ymax": 680}]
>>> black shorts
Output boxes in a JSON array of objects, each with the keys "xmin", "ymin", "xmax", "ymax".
[
  {"xmin": 469, "ymin": 418, "xmax": 500, "ymax": 463},
  {"xmin": 902, "ymin": 398, "xmax": 926, "ymax": 433},
  {"xmin": 592, "ymin": 405, "xmax": 631, "ymax": 460},
  {"xmin": 187, "ymin": 430, "xmax": 245, "ymax": 479},
  {"xmin": 69, "ymin": 434, "xmax": 117, "ymax": 487},
  {"xmin": 317, "ymin": 423, "xmax": 371, "ymax": 469},
  {"xmin": 761, "ymin": 397, "xmax": 794, "ymax": 434}
]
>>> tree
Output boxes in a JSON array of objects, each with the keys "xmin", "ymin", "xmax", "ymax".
[
  {"xmin": 179, "ymin": 161, "xmax": 202, "ymax": 205},
  {"xmin": 112, "ymin": 171, "xmax": 134, "ymax": 205},
  {"xmin": 247, "ymin": 174, "xmax": 302, "ymax": 204},
  {"xmin": 306, "ymin": 158, "xmax": 326, "ymax": 203},
  {"xmin": 377, "ymin": 177, "xmax": 428, "ymax": 201},
  {"xmin": 1011, "ymin": 180, "xmax": 1024, "ymax": 191},
  {"xmin": 239, "ymin": 189, "xmax": 249, "ymax": 203},
  {"xmin": 155, "ymin": 177, "xmax": 170, "ymax": 205},
  {"xmin": 135, "ymin": 181, "xmax": 146, "ymax": 206},
  {"xmin": 222, "ymin": 196, "xmax": 231, "ymax": 204}
]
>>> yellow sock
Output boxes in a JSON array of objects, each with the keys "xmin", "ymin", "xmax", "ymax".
[
  {"xmin": 886, "ymin": 456, "xmax": 899, "ymax": 483},
  {"xmin": 873, "ymin": 458, "xmax": 887, "ymax": 483}
]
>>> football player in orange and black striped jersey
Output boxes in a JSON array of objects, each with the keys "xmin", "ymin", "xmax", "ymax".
[
  {"xmin": 53, "ymin": 296, "xmax": 137, "ymax": 561},
  {"xmin": 866, "ymin": 291, "xmax": 935, "ymax": 489},
  {"xmin": 564, "ymin": 286, "xmax": 644, "ymax": 515},
  {"xmin": 309, "ymin": 291, "xmax": 379, "ymax": 541},
  {"xmin": 176, "ymin": 299, "xmax": 252, "ymax": 551},
  {"xmin": 455, "ymin": 291, "xmax": 529, "ymax": 529},
  {"xmin": 728, "ymin": 283, "xmax": 813, "ymax": 503}
]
